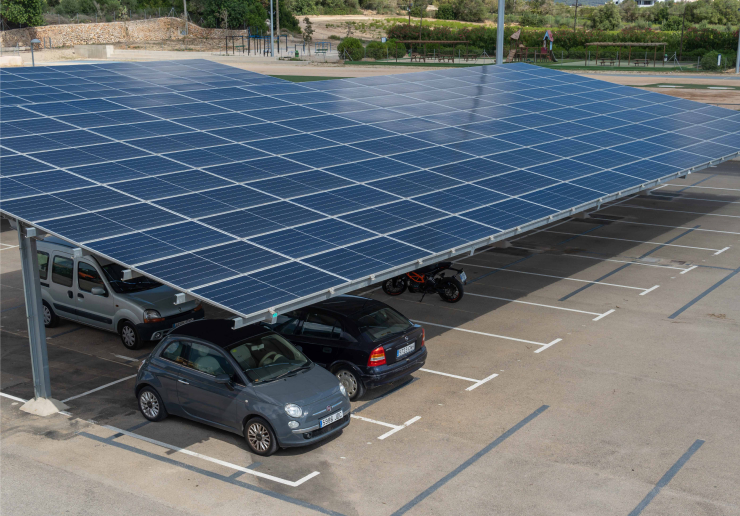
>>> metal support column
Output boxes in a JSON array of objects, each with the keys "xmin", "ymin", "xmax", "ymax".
[
  {"xmin": 269, "ymin": 0, "xmax": 275, "ymax": 57},
  {"xmin": 496, "ymin": 0, "xmax": 505, "ymax": 65},
  {"xmin": 16, "ymin": 223, "xmax": 67, "ymax": 415}
]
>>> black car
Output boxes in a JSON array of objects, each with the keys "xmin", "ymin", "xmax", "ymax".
[{"xmin": 266, "ymin": 296, "xmax": 426, "ymax": 400}]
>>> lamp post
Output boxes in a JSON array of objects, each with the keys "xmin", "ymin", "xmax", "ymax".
[
  {"xmin": 735, "ymin": 8, "xmax": 740, "ymax": 73},
  {"xmin": 30, "ymin": 39, "xmax": 40, "ymax": 67},
  {"xmin": 496, "ymin": 0, "xmax": 504, "ymax": 64},
  {"xmin": 678, "ymin": 5, "xmax": 686, "ymax": 61},
  {"xmin": 269, "ymin": 0, "xmax": 275, "ymax": 57},
  {"xmin": 183, "ymin": 0, "xmax": 188, "ymax": 36},
  {"xmin": 573, "ymin": 0, "xmax": 580, "ymax": 32},
  {"xmin": 408, "ymin": 2, "xmax": 413, "ymax": 27}
]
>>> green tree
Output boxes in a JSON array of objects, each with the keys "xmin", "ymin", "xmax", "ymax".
[
  {"xmin": 202, "ymin": 0, "xmax": 267, "ymax": 30},
  {"xmin": 302, "ymin": 16, "xmax": 314, "ymax": 42},
  {"xmin": 1, "ymin": 0, "xmax": 44, "ymax": 26},
  {"xmin": 591, "ymin": 3, "xmax": 621, "ymax": 30},
  {"xmin": 453, "ymin": 0, "xmax": 486, "ymax": 22}
]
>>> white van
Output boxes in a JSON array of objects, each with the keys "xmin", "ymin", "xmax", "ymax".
[{"xmin": 37, "ymin": 237, "xmax": 205, "ymax": 350}]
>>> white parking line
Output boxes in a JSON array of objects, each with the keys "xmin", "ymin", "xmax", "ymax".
[
  {"xmin": 592, "ymin": 309, "xmax": 616, "ymax": 321},
  {"xmin": 680, "ymin": 265, "xmax": 698, "ymax": 275},
  {"xmin": 112, "ymin": 354, "xmax": 140, "ymax": 362},
  {"xmin": 714, "ymin": 247, "xmax": 731, "ymax": 256},
  {"xmin": 62, "ymin": 375, "xmax": 137, "ymax": 403},
  {"xmin": 457, "ymin": 262, "xmax": 649, "ymax": 292},
  {"xmin": 414, "ymin": 319, "xmax": 562, "ymax": 350},
  {"xmin": 104, "ymin": 425, "xmax": 319, "ymax": 487},
  {"xmin": 639, "ymin": 285, "xmax": 661, "ymax": 296},
  {"xmin": 0, "ymin": 243, "xmax": 18, "ymax": 251},
  {"xmin": 549, "ymin": 252, "xmax": 691, "ymax": 271},
  {"xmin": 378, "ymin": 417, "xmax": 421, "ymax": 440},
  {"xmin": 534, "ymin": 339, "xmax": 562, "ymax": 353},
  {"xmin": 650, "ymin": 193, "xmax": 740, "ymax": 205},
  {"xmin": 350, "ymin": 414, "xmax": 398, "ymax": 429},
  {"xmin": 543, "ymin": 230, "xmax": 727, "ymax": 254},
  {"xmin": 350, "ymin": 413, "xmax": 422, "ymax": 439},
  {"xmin": 0, "ymin": 392, "xmax": 27, "ymax": 403},
  {"xmin": 419, "ymin": 368, "xmax": 499, "ymax": 391},
  {"xmin": 618, "ymin": 205, "xmax": 740, "ymax": 219},
  {"xmin": 663, "ymin": 184, "xmax": 740, "ymax": 191},
  {"xmin": 587, "ymin": 217, "xmax": 740, "ymax": 236},
  {"xmin": 465, "ymin": 292, "xmax": 615, "ymax": 321}
]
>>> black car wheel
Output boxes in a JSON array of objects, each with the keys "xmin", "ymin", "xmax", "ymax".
[
  {"xmin": 42, "ymin": 301, "xmax": 59, "ymax": 328},
  {"xmin": 382, "ymin": 277, "xmax": 407, "ymax": 296},
  {"xmin": 138, "ymin": 386, "xmax": 167, "ymax": 422},
  {"xmin": 120, "ymin": 321, "xmax": 142, "ymax": 350},
  {"xmin": 244, "ymin": 417, "xmax": 278, "ymax": 456},
  {"xmin": 335, "ymin": 368, "xmax": 365, "ymax": 401},
  {"xmin": 439, "ymin": 277, "xmax": 464, "ymax": 303}
]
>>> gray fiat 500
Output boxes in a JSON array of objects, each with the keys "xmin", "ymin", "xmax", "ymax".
[{"xmin": 135, "ymin": 319, "xmax": 351, "ymax": 456}]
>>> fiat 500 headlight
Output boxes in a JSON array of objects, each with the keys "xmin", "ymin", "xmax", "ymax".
[{"xmin": 284, "ymin": 404, "xmax": 303, "ymax": 418}]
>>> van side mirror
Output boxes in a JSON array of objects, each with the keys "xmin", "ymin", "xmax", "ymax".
[{"xmin": 91, "ymin": 287, "xmax": 107, "ymax": 297}]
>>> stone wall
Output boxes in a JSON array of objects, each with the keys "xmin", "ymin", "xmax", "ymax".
[{"xmin": 0, "ymin": 17, "xmax": 250, "ymax": 48}]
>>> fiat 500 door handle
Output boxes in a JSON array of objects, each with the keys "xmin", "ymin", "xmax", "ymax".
[{"xmin": 178, "ymin": 379, "xmax": 189, "ymax": 385}]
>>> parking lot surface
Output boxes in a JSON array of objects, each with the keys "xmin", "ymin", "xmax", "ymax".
[{"xmin": 2, "ymin": 162, "xmax": 740, "ymax": 515}]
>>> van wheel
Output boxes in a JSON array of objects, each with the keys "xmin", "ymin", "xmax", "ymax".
[
  {"xmin": 120, "ymin": 321, "xmax": 142, "ymax": 350},
  {"xmin": 42, "ymin": 302, "xmax": 59, "ymax": 328},
  {"xmin": 244, "ymin": 417, "xmax": 278, "ymax": 456}
]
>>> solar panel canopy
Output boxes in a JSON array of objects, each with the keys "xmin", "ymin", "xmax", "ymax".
[{"xmin": 1, "ymin": 59, "xmax": 738, "ymax": 322}]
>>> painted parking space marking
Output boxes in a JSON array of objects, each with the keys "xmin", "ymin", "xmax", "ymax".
[
  {"xmin": 0, "ymin": 243, "xmax": 18, "ymax": 251},
  {"xmin": 0, "ymin": 392, "xmax": 28, "ymax": 403},
  {"xmin": 542, "ymin": 230, "xmax": 728, "ymax": 254},
  {"xmin": 587, "ymin": 217, "xmax": 740, "ymax": 236},
  {"xmin": 466, "ymin": 292, "xmax": 615, "ymax": 321},
  {"xmin": 377, "ymin": 417, "xmax": 422, "ymax": 440},
  {"xmin": 112, "ymin": 354, "xmax": 140, "ymax": 362},
  {"xmin": 419, "ymin": 368, "xmax": 499, "ymax": 391},
  {"xmin": 104, "ymin": 425, "xmax": 321, "ymax": 487},
  {"xmin": 592, "ymin": 309, "xmax": 616, "ymax": 321},
  {"xmin": 457, "ymin": 262, "xmax": 650, "ymax": 292},
  {"xmin": 663, "ymin": 184, "xmax": 740, "ymax": 191},
  {"xmin": 639, "ymin": 285, "xmax": 660, "ymax": 296},
  {"xmin": 617, "ymin": 205, "xmax": 740, "ymax": 219},
  {"xmin": 650, "ymin": 193, "xmax": 740, "ymax": 205},
  {"xmin": 350, "ymin": 414, "xmax": 422, "ymax": 440},
  {"xmin": 62, "ymin": 374, "xmax": 138, "ymax": 403},
  {"xmin": 548, "ymin": 252, "xmax": 692, "ymax": 272},
  {"xmin": 414, "ymin": 320, "xmax": 562, "ymax": 353},
  {"xmin": 628, "ymin": 439, "xmax": 705, "ymax": 516},
  {"xmin": 680, "ymin": 265, "xmax": 698, "ymax": 275},
  {"xmin": 714, "ymin": 246, "xmax": 731, "ymax": 255}
]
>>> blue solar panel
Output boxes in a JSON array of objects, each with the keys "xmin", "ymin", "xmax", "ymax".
[{"xmin": 2, "ymin": 59, "xmax": 737, "ymax": 321}]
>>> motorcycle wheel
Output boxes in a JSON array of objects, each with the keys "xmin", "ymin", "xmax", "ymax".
[
  {"xmin": 438, "ymin": 277, "xmax": 464, "ymax": 303},
  {"xmin": 382, "ymin": 277, "xmax": 407, "ymax": 296}
]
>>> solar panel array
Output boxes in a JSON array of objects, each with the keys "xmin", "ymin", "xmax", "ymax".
[{"xmin": 1, "ymin": 59, "xmax": 738, "ymax": 319}]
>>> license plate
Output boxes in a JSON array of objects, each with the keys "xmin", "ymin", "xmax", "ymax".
[
  {"xmin": 397, "ymin": 343, "xmax": 415, "ymax": 358},
  {"xmin": 172, "ymin": 318, "xmax": 194, "ymax": 329},
  {"xmin": 319, "ymin": 410, "xmax": 343, "ymax": 428},
  {"xmin": 457, "ymin": 272, "xmax": 467, "ymax": 284}
]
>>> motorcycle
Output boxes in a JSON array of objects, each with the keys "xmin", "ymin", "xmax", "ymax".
[{"xmin": 381, "ymin": 262, "xmax": 467, "ymax": 303}]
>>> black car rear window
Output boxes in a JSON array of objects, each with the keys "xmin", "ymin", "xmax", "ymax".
[{"xmin": 357, "ymin": 307, "xmax": 413, "ymax": 342}]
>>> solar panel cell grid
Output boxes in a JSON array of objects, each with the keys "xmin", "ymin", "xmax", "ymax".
[{"xmin": 1, "ymin": 59, "xmax": 737, "ymax": 320}]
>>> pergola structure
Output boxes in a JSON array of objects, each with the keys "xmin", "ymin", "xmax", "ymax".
[{"xmin": 585, "ymin": 42, "xmax": 667, "ymax": 67}]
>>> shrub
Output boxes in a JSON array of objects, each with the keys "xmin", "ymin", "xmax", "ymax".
[
  {"xmin": 701, "ymin": 50, "xmax": 721, "ymax": 70},
  {"xmin": 329, "ymin": 34, "xmax": 340, "ymax": 40},
  {"xmin": 436, "ymin": 4, "xmax": 455, "ymax": 20},
  {"xmin": 662, "ymin": 16, "xmax": 682, "ymax": 31},
  {"xmin": 365, "ymin": 40, "xmax": 386, "ymax": 59},
  {"xmin": 337, "ymin": 36, "xmax": 364, "ymax": 60}
]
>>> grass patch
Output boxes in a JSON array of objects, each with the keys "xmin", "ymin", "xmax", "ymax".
[
  {"xmin": 270, "ymin": 75, "xmax": 353, "ymax": 82},
  {"xmin": 343, "ymin": 60, "xmax": 488, "ymax": 67}
]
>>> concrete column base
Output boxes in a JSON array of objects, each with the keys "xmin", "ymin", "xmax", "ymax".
[{"xmin": 20, "ymin": 397, "xmax": 69, "ymax": 417}]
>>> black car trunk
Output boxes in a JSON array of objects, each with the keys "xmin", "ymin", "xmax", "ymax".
[{"xmin": 378, "ymin": 326, "xmax": 424, "ymax": 366}]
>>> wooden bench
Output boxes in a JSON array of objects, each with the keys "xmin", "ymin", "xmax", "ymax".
[
  {"xmin": 410, "ymin": 52, "xmax": 425, "ymax": 63},
  {"xmin": 633, "ymin": 59, "xmax": 649, "ymax": 67},
  {"xmin": 600, "ymin": 59, "xmax": 615, "ymax": 66}
]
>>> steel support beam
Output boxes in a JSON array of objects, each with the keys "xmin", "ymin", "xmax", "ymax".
[{"xmin": 16, "ymin": 222, "xmax": 67, "ymax": 416}]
